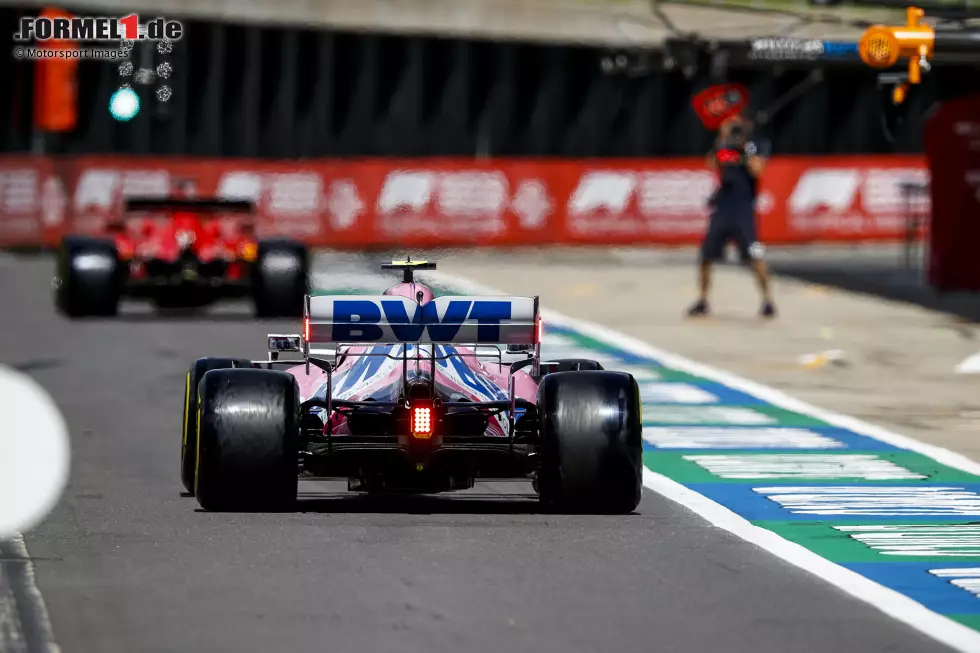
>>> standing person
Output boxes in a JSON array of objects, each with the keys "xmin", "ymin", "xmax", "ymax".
[{"xmin": 687, "ymin": 113, "xmax": 776, "ymax": 318}]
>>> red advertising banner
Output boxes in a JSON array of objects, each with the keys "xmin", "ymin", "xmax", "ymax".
[
  {"xmin": 0, "ymin": 154, "xmax": 928, "ymax": 250},
  {"xmin": 0, "ymin": 156, "xmax": 60, "ymax": 246}
]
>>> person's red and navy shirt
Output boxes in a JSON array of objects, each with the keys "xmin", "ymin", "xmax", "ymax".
[{"xmin": 711, "ymin": 137, "xmax": 771, "ymax": 211}]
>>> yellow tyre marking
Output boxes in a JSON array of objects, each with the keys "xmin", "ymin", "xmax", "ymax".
[
  {"xmin": 194, "ymin": 394, "xmax": 203, "ymax": 496},
  {"xmin": 182, "ymin": 370, "xmax": 191, "ymax": 450}
]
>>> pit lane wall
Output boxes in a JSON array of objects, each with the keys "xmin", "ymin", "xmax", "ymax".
[{"xmin": 0, "ymin": 155, "xmax": 928, "ymax": 249}]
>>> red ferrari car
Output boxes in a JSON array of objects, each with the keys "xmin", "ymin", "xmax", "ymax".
[{"xmin": 54, "ymin": 197, "xmax": 308, "ymax": 318}]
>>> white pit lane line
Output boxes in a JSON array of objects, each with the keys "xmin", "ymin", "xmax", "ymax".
[
  {"xmin": 0, "ymin": 535, "xmax": 59, "ymax": 653},
  {"xmin": 428, "ymin": 269, "xmax": 980, "ymax": 653}
]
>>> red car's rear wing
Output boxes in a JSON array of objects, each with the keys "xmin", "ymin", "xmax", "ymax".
[{"xmin": 123, "ymin": 198, "xmax": 255, "ymax": 214}]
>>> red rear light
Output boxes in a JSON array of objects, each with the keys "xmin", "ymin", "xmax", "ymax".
[
  {"xmin": 535, "ymin": 317, "xmax": 544, "ymax": 344},
  {"xmin": 304, "ymin": 316, "xmax": 310, "ymax": 343},
  {"xmin": 411, "ymin": 405, "xmax": 433, "ymax": 439}
]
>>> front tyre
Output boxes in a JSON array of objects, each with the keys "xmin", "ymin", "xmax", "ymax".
[
  {"xmin": 180, "ymin": 357, "xmax": 254, "ymax": 494},
  {"xmin": 195, "ymin": 369, "xmax": 300, "ymax": 511},
  {"xmin": 537, "ymin": 371, "xmax": 642, "ymax": 514},
  {"xmin": 252, "ymin": 240, "xmax": 308, "ymax": 318}
]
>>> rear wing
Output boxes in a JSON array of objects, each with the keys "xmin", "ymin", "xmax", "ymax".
[
  {"xmin": 123, "ymin": 198, "xmax": 255, "ymax": 214},
  {"xmin": 263, "ymin": 293, "xmax": 543, "ymax": 430},
  {"xmin": 304, "ymin": 295, "xmax": 540, "ymax": 345}
]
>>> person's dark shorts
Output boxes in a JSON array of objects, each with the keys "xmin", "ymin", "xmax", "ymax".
[{"xmin": 699, "ymin": 210, "xmax": 765, "ymax": 263}]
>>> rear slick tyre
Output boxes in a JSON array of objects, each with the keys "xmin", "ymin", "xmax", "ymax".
[
  {"xmin": 180, "ymin": 357, "xmax": 254, "ymax": 495},
  {"xmin": 55, "ymin": 237, "xmax": 122, "ymax": 318},
  {"xmin": 252, "ymin": 240, "xmax": 308, "ymax": 318},
  {"xmin": 537, "ymin": 370, "xmax": 642, "ymax": 514},
  {"xmin": 194, "ymin": 369, "xmax": 300, "ymax": 511}
]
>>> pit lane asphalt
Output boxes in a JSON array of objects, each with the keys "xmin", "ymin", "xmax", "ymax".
[{"xmin": 0, "ymin": 255, "xmax": 952, "ymax": 653}]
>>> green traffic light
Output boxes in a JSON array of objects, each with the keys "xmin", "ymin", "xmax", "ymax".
[{"xmin": 109, "ymin": 87, "xmax": 140, "ymax": 121}]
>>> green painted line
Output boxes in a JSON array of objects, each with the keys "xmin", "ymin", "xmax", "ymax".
[
  {"xmin": 753, "ymin": 405, "xmax": 832, "ymax": 427},
  {"xmin": 644, "ymin": 451, "xmax": 980, "ymax": 486},
  {"xmin": 640, "ymin": 367, "xmax": 712, "ymax": 383},
  {"xmin": 642, "ymin": 404, "xmax": 829, "ymax": 427},
  {"xmin": 546, "ymin": 329, "xmax": 708, "ymax": 380},
  {"xmin": 951, "ymin": 615, "xmax": 980, "ymax": 630},
  {"xmin": 756, "ymin": 521, "xmax": 980, "ymax": 563}
]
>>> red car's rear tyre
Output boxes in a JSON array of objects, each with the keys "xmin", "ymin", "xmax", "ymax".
[
  {"xmin": 55, "ymin": 237, "xmax": 123, "ymax": 318},
  {"xmin": 252, "ymin": 240, "xmax": 308, "ymax": 318}
]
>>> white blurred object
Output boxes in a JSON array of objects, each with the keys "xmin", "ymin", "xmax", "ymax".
[
  {"xmin": 956, "ymin": 352, "xmax": 980, "ymax": 374},
  {"xmin": 797, "ymin": 349, "xmax": 847, "ymax": 370},
  {"xmin": 0, "ymin": 366, "xmax": 70, "ymax": 538}
]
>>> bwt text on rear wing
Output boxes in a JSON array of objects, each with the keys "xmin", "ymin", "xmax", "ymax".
[{"xmin": 305, "ymin": 295, "xmax": 540, "ymax": 345}]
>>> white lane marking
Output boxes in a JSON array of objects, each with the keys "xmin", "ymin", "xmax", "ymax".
[
  {"xmin": 0, "ymin": 365, "xmax": 71, "ymax": 538},
  {"xmin": 956, "ymin": 352, "xmax": 980, "ymax": 374},
  {"xmin": 930, "ymin": 569, "xmax": 980, "ymax": 598},
  {"xmin": 685, "ymin": 454, "xmax": 925, "ymax": 480},
  {"xmin": 835, "ymin": 525, "xmax": 980, "ymax": 557},
  {"xmin": 0, "ymin": 563, "xmax": 26, "ymax": 653},
  {"xmin": 642, "ymin": 426, "xmax": 845, "ymax": 449},
  {"xmin": 432, "ymin": 270, "xmax": 980, "ymax": 653},
  {"xmin": 0, "ymin": 535, "xmax": 60, "ymax": 653},
  {"xmin": 755, "ymin": 486, "xmax": 980, "ymax": 516},
  {"xmin": 644, "ymin": 468, "xmax": 980, "ymax": 653},
  {"xmin": 639, "ymin": 382, "xmax": 718, "ymax": 404},
  {"xmin": 642, "ymin": 406, "xmax": 774, "ymax": 425}
]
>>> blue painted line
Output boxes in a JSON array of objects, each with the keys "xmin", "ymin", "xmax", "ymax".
[
  {"xmin": 639, "ymin": 381, "xmax": 769, "ymax": 405},
  {"xmin": 844, "ymin": 562, "xmax": 980, "ymax": 615},
  {"xmin": 642, "ymin": 426, "xmax": 904, "ymax": 452},
  {"xmin": 687, "ymin": 483, "xmax": 980, "ymax": 522}
]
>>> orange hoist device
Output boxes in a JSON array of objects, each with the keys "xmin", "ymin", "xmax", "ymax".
[{"xmin": 859, "ymin": 6, "xmax": 980, "ymax": 104}]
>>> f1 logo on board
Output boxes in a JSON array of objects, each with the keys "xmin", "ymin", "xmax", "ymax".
[
  {"xmin": 374, "ymin": 170, "xmax": 554, "ymax": 234},
  {"xmin": 332, "ymin": 299, "xmax": 513, "ymax": 342},
  {"xmin": 568, "ymin": 170, "xmax": 719, "ymax": 217},
  {"xmin": 14, "ymin": 14, "xmax": 183, "ymax": 42},
  {"xmin": 788, "ymin": 168, "xmax": 930, "ymax": 214}
]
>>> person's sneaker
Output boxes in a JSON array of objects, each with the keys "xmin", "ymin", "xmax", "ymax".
[
  {"xmin": 760, "ymin": 300, "xmax": 776, "ymax": 319},
  {"xmin": 687, "ymin": 299, "xmax": 710, "ymax": 317}
]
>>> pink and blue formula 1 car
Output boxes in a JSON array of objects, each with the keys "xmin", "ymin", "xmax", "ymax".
[{"xmin": 180, "ymin": 259, "xmax": 642, "ymax": 513}]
